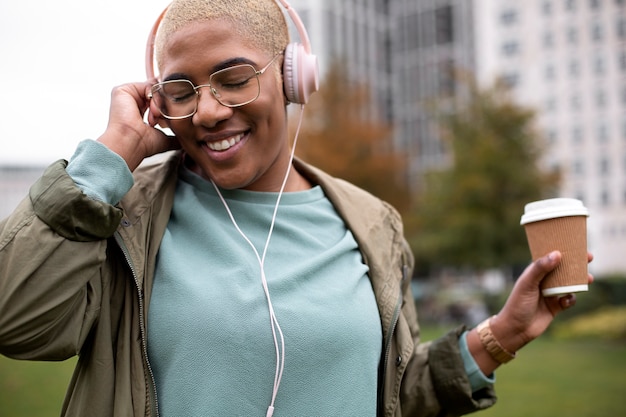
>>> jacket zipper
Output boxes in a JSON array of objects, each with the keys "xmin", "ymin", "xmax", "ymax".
[
  {"xmin": 114, "ymin": 232, "xmax": 160, "ymax": 417},
  {"xmin": 379, "ymin": 263, "xmax": 409, "ymax": 417}
]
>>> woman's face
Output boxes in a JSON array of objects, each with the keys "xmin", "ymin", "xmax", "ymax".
[{"xmin": 157, "ymin": 19, "xmax": 292, "ymax": 191}]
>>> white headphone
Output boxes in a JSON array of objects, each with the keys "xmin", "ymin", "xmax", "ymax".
[{"xmin": 145, "ymin": 0, "xmax": 319, "ymax": 104}]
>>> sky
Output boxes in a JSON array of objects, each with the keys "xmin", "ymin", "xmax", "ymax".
[{"xmin": 0, "ymin": 0, "xmax": 172, "ymax": 166}]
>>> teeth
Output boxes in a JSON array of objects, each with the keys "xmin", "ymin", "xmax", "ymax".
[{"xmin": 207, "ymin": 134, "xmax": 243, "ymax": 151}]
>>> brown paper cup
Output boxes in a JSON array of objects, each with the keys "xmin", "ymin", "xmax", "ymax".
[{"xmin": 520, "ymin": 199, "xmax": 590, "ymax": 297}]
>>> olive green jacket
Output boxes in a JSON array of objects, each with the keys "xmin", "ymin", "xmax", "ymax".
[{"xmin": 0, "ymin": 152, "xmax": 496, "ymax": 416}]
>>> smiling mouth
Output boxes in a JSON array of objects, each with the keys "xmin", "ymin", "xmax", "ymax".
[{"xmin": 206, "ymin": 133, "xmax": 245, "ymax": 152}]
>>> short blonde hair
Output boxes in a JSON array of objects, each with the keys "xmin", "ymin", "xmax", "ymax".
[{"xmin": 155, "ymin": 0, "xmax": 290, "ymax": 69}]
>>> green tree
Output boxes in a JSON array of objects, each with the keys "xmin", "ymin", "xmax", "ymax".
[
  {"xmin": 293, "ymin": 61, "xmax": 409, "ymax": 213},
  {"xmin": 410, "ymin": 78, "xmax": 560, "ymax": 272}
]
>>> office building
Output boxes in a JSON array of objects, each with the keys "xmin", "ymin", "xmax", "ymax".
[{"xmin": 290, "ymin": 0, "xmax": 625, "ymax": 275}]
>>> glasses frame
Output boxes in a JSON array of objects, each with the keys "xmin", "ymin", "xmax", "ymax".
[{"xmin": 149, "ymin": 53, "xmax": 283, "ymax": 120}]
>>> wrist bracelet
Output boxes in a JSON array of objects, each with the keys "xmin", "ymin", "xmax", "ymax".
[{"xmin": 476, "ymin": 316, "xmax": 516, "ymax": 364}]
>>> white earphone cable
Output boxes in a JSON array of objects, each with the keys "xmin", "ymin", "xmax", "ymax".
[{"xmin": 211, "ymin": 105, "xmax": 305, "ymax": 417}]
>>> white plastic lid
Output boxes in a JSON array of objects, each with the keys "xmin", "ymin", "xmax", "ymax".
[{"xmin": 520, "ymin": 198, "xmax": 589, "ymax": 225}]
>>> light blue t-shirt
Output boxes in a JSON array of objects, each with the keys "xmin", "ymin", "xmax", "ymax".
[
  {"xmin": 147, "ymin": 167, "xmax": 382, "ymax": 416},
  {"xmin": 66, "ymin": 140, "xmax": 493, "ymax": 416}
]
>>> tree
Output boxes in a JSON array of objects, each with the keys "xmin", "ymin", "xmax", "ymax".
[
  {"xmin": 292, "ymin": 61, "xmax": 409, "ymax": 214},
  {"xmin": 410, "ymin": 78, "xmax": 560, "ymax": 272}
]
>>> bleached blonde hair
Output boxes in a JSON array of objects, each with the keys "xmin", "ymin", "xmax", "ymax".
[{"xmin": 155, "ymin": 0, "xmax": 290, "ymax": 69}]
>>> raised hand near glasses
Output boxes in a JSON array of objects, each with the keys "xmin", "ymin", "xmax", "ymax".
[{"xmin": 97, "ymin": 81, "xmax": 180, "ymax": 172}]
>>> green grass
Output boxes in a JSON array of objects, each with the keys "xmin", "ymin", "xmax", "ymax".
[
  {"xmin": 1, "ymin": 335, "xmax": 625, "ymax": 417},
  {"xmin": 0, "ymin": 356, "xmax": 76, "ymax": 417},
  {"xmin": 478, "ymin": 337, "xmax": 626, "ymax": 417}
]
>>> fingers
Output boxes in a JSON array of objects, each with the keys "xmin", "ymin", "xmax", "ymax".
[
  {"xmin": 558, "ymin": 293, "xmax": 576, "ymax": 309},
  {"xmin": 521, "ymin": 251, "xmax": 562, "ymax": 288}
]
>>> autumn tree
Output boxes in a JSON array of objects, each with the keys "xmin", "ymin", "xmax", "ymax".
[
  {"xmin": 410, "ymin": 78, "xmax": 560, "ymax": 272},
  {"xmin": 292, "ymin": 61, "xmax": 409, "ymax": 213}
]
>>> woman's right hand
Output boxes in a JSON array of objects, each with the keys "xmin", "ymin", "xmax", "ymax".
[{"xmin": 97, "ymin": 81, "xmax": 180, "ymax": 172}]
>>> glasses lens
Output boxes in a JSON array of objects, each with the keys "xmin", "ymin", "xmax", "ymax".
[
  {"xmin": 210, "ymin": 65, "xmax": 260, "ymax": 107},
  {"xmin": 152, "ymin": 80, "xmax": 197, "ymax": 119}
]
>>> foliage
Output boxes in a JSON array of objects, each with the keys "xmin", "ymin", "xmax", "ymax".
[
  {"xmin": 292, "ymin": 60, "xmax": 409, "ymax": 214},
  {"xmin": 552, "ymin": 306, "xmax": 626, "ymax": 341},
  {"xmin": 410, "ymin": 78, "xmax": 560, "ymax": 271},
  {"xmin": 556, "ymin": 275, "xmax": 626, "ymax": 322}
]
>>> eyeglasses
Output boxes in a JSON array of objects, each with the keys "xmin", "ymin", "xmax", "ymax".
[{"xmin": 149, "ymin": 53, "xmax": 282, "ymax": 120}]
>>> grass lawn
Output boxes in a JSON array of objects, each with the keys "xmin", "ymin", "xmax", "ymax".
[
  {"xmin": 478, "ymin": 337, "xmax": 626, "ymax": 417},
  {"xmin": 0, "ymin": 334, "xmax": 625, "ymax": 416},
  {"xmin": 0, "ymin": 356, "xmax": 76, "ymax": 417}
]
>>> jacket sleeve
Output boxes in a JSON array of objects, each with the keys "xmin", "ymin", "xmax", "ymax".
[
  {"xmin": 398, "ymin": 239, "xmax": 497, "ymax": 416},
  {"xmin": 0, "ymin": 160, "xmax": 122, "ymax": 361}
]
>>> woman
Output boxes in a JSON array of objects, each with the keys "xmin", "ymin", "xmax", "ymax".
[{"xmin": 0, "ymin": 0, "xmax": 592, "ymax": 416}]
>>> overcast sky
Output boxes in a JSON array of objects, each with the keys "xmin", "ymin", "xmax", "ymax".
[{"xmin": 0, "ymin": 0, "xmax": 171, "ymax": 166}]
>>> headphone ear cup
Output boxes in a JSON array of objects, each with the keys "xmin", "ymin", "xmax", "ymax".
[{"xmin": 283, "ymin": 43, "xmax": 319, "ymax": 104}]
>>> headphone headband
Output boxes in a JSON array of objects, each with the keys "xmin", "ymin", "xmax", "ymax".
[
  {"xmin": 145, "ymin": 0, "xmax": 319, "ymax": 104},
  {"xmin": 145, "ymin": 7, "xmax": 168, "ymax": 80}
]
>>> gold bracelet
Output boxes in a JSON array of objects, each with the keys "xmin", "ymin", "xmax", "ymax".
[{"xmin": 476, "ymin": 316, "xmax": 516, "ymax": 364}]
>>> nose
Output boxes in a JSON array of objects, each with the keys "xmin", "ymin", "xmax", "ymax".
[{"xmin": 192, "ymin": 86, "xmax": 233, "ymax": 127}]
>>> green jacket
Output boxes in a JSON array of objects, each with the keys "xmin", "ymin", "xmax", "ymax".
[{"xmin": 0, "ymin": 152, "xmax": 496, "ymax": 416}]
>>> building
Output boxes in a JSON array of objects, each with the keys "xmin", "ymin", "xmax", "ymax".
[
  {"xmin": 290, "ymin": 0, "xmax": 625, "ymax": 275},
  {"xmin": 289, "ymin": 0, "xmax": 475, "ymax": 182},
  {"xmin": 475, "ymin": 0, "xmax": 626, "ymax": 274}
]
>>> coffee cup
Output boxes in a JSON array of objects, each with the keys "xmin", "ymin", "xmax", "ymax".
[{"xmin": 520, "ymin": 198, "xmax": 590, "ymax": 297}]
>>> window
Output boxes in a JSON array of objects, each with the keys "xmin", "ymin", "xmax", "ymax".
[
  {"xmin": 569, "ymin": 59, "xmax": 580, "ymax": 77},
  {"xmin": 573, "ymin": 159, "xmax": 585, "ymax": 176},
  {"xmin": 547, "ymin": 129, "xmax": 558, "ymax": 144},
  {"xmin": 618, "ymin": 18, "xmax": 626, "ymax": 40},
  {"xmin": 502, "ymin": 41, "xmax": 520, "ymax": 56},
  {"xmin": 543, "ymin": 32, "xmax": 555, "ymax": 48},
  {"xmin": 502, "ymin": 73, "xmax": 520, "ymax": 88},
  {"xmin": 600, "ymin": 189, "xmax": 610, "ymax": 206},
  {"xmin": 572, "ymin": 126, "xmax": 584, "ymax": 143},
  {"xmin": 592, "ymin": 22, "xmax": 603, "ymax": 41},
  {"xmin": 597, "ymin": 123, "xmax": 609, "ymax": 142},
  {"xmin": 501, "ymin": 9, "xmax": 518, "ymax": 25},
  {"xmin": 435, "ymin": 6, "xmax": 454, "ymax": 45},
  {"xmin": 565, "ymin": 0, "xmax": 577, "ymax": 11},
  {"xmin": 589, "ymin": 0, "xmax": 600, "ymax": 9},
  {"xmin": 545, "ymin": 64, "xmax": 556, "ymax": 80},
  {"xmin": 596, "ymin": 90, "xmax": 607, "ymax": 107},
  {"xmin": 620, "ymin": 51, "xmax": 626, "ymax": 72},
  {"xmin": 571, "ymin": 95, "xmax": 582, "ymax": 111},
  {"xmin": 599, "ymin": 156, "xmax": 610, "ymax": 175},
  {"xmin": 542, "ymin": 1, "xmax": 553, "ymax": 15},
  {"xmin": 594, "ymin": 55, "xmax": 605, "ymax": 75},
  {"xmin": 437, "ymin": 59, "xmax": 455, "ymax": 96},
  {"xmin": 567, "ymin": 27, "xmax": 578, "ymax": 44}
]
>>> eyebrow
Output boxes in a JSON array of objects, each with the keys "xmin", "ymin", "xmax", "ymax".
[{"xmin": 162, "ymin": 57, "xmax": 259, "ymax": 83}]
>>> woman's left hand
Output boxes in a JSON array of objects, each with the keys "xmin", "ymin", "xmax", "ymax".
[{"xmin": 491, "ymin": 250, "xmax": 594, "ymax": 353}]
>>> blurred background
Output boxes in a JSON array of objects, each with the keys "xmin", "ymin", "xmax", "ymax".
[{"xmin": 1, "ymin": 0, "xmax": 625, "ymax": 416}]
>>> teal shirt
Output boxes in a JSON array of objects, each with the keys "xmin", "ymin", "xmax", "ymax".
[
  {"xmin": 148, "ymin": 167, "xmax": 382, "ymax": 416},
  {"xmin": 66, "ymin": 140, "xmax": 493, "ymax": 416}
]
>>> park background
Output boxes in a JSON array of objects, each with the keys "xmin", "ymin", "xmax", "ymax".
[{"xmin": 1, "ymin": 0, "xmax": 626, "ymax": 416}]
